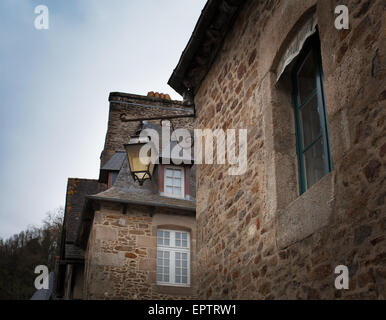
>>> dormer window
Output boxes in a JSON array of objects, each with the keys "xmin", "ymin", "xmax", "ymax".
[
  {"xmin": 99, "ymin": 151, "xmax": 126, "ymax": 188},
  {"xmin": 164, "ymin": 166, "xmax": 185, "ymax": 198}
]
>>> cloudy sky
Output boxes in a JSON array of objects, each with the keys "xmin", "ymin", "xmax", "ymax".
[{"xmin": 0, "ymin": 0, "xmax": 206, "ymax": 239}]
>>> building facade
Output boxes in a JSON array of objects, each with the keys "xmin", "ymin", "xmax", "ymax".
[
  {"xmin": 55, "ymin": 93, "xmax": 197, "ymax": 299},
  {"xmin": 169, "ymin": 0, "xmax": 385, "ymax": 299},
  {"xmin": 56, "ymin": 0, "xmax": 385, "ymax": 300}
]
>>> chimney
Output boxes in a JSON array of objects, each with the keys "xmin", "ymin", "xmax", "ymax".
[{"xmin": 147, "ymin": 91, "xmax": 171, "ymax": 100}]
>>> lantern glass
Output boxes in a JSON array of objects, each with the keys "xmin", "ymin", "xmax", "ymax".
[{"xmin": 124, "ymin": 142, "xmax": 155, "ymax": 185}]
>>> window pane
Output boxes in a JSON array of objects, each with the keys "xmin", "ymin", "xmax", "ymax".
[
  {"xmin": 173, "ymin": 179, "xmax": 181, "ymax": 187},
  {"xmin": 182, "ymin": 233, "xmax": 187, "ymax": 240},
  {"xmin": 165, "ymin": 169, "xmax": 174, "ymax": 178},
  {"xmin": 297, "ymin": 51, "xmax": 316, "ymax": 104},
  {"xmin": 182, "ymin": 260, "xmax": 188, "ymax": 268},
  {"xmin": 157, "ymin": 249, "xmax": 170, "ymax": 283},
  {"xmin": 176, "ymin": 276, "xmax": 181, "ymax": 283},
  {"xmin": 176, "ymin": 239, "xmax": 181, "ymax": 247},
  {"xmin": 304, "ymin": 138, "xmax": 325, "ymax": 189},
  {"xmin": 165, "ymin": 177, "xmax": 173, "ymax": 186},
  {"xmin": 300, "ymin": 94, "xmax": 321, "ymax": 147},
  {"xmin": 182, "ymin": 240, "xmax": 188, "ymax": 248},
  {"xmin": 166, "ymin": 186, "xmax": 173, "ymax": 194},
  {"xmin": 182, "ymin": 276, "xmax": 188, "ymax": 284},
  {"xmin": 173, "ymin": 187, "xmax": 181, "ymax": 195},
  {"xmin": 174, "ymin": 170, "xmax": 181, "ymax": 178}
]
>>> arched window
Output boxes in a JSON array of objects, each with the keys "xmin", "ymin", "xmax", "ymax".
[{"xmin": 292, "ymin": 33, "xmax": 333, "ymax": 193}]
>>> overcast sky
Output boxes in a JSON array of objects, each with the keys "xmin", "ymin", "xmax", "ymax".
[{"xmin": 0, "ymin": 0, "xmax": 206, "ymax": 239}]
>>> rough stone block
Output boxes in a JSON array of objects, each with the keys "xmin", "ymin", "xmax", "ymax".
[
  {"xmin": 139, "ymin": 258, "xmax": 156, "ymax": 271},
  {"xmin": 94, "ymin": 225, "xmax": 118, "ymax": 241},
  {"xmin": 137, "ymin": 235, "xmax": 156, "ymax": 248},
  {"xmin": 94, "ymin": 252, "xmax": 125, "ymax": 267}
]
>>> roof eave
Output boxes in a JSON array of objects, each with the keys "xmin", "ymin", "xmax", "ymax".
[
  {"xmin": 88, "ymin": 194, "xmax": 196, "ymax": 213},
  {"xmin": 168, "ymin": 0, "xmax": 246, "ymax": 96}
]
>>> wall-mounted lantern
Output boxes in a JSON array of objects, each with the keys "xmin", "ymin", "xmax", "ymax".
[{"xmin": 124, "ymin": 136, "xmax": 155, "ymax": 186}]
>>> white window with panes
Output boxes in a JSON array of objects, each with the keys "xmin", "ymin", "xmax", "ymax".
[
  {"xmin": 157, "ymin": 229, "xmax": 190, "ymax": 287},
  {"xmin": 164, "ymin": 166, "xmax": 185, "ymax": 199}
]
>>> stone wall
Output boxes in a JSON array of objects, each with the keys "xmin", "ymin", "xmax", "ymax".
[
  {"xmin": 84, "ymin": 201, "xmax": 197, "ymax": 299},
  {"xmin": 194, "ymin": 0, "xmax": 385, "ymax": 299}
]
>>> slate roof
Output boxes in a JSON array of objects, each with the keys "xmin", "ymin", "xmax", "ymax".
[
  {"xmin": 99, "ymin": 151, "xmax": 126, "ymax": 184},
  {"xmin": 61, "ymin": 178, "xmax": 105, "ymax": 262},
  {"xmin": 101, "ymin": 151, "xmax": 126, "ymax": 171},
  {"xmin": 97, "ymin": 155, "xmax": 195, "ymax": 210},
  {"xmin": 64, "ymin": 178, "xmax": 102, "ymax": 243},
  {"xmin": 89, "ymin": 187, "xmax": 195, "ymax": 212}
]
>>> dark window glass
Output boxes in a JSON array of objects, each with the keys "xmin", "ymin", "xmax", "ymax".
[
  {"xmin": 300, "ymin": 94, "xmax": 321, "ymax": 147},
  {"xmin": 292, "ymin": 33, "xmax": 333, "ymax": 194},
  {"xmin": 297, "ymin": 51, "xmax": 316, "ymax": 104},
  {"xmin": 111, "ymin": 172, "xmax": 118, "ymax": 185},
  {"xmin": 304, "ymin": 139, "xmax": 325, "ymax": 188}
]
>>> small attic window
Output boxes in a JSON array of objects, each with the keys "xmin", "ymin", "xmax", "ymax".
[{"xmin": 163, "ymin": 166, "xmax": 185, "ymax": 199}]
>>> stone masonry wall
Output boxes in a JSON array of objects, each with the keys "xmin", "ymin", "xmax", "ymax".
[
  {"xmin": 194, "ymin": 0, "xmax": 385, "ymax": 299},
  {"xmin": 84, "ymin": 202, "xmax": 197, "ymax": 299}
]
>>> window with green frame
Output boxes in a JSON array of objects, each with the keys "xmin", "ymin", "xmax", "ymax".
[{"xmin": 292, "ymin": 33, "xmax": 333, "ymax": 194}]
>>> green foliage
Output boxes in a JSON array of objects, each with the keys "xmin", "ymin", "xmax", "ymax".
[{"xmin": 0, "ymin": 207, "xmax": 63, "ymax": 300}]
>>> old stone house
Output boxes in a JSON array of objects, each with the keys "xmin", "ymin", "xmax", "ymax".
[
  {"xmin": 55, "ymin": 0, "xmax": 385, "ymax": 300},
  {"xmin": 168, "ymin": 0, "xmax": 385, "ymax": 299},
  {"xmin": 55, "ymin": 92, "xmax": 197, "ymax": 299}
]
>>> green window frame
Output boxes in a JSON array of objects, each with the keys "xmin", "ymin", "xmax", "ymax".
[{"xmin": 292, "ymin": 33, "xmax": 333, "ymax": 194}]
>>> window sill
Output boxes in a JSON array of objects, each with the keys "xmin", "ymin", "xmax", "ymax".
[
  {"xmin": 153, "ymin": 283, "xmax": 193, "ymax": 296},
  {"xmin": 156, "ymin": 282, "xmax": 190, "ymax": 287},
  {"xmin": 276, "ymin": 170, "xmax": 336, "ymax": 249},
  {"xmin": 160, "ymin": 192, "xmax": 188, "ymax": 200}
]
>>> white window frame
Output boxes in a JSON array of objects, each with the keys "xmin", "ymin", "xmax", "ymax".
[
  {"xmin": 163, "ymin": 165, "xmax": 185, "ymax": 199},
  {"xmin": 157, "ymin": 229, "xmax": 190, "ymax": 287}
]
